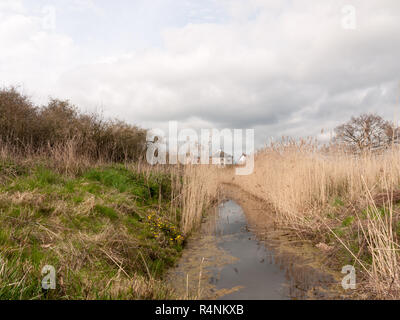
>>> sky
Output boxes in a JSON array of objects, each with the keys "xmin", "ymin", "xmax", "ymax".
[{"xmin": 1, "ymin": 0, "xmax": 400, "ymax": 148}]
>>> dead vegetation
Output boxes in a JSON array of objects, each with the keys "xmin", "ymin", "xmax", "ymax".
[{"xmin": 225, "ymin": 138, "xmax": 400, "ymax": 299}]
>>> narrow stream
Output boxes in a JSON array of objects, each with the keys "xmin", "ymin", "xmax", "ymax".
[
  {"xmin": 211, "ymin": 200, "xmax": 289, "ymax": 299},
  {"xmin": 167, "ymin": 191, "xmax": 344, "ymax": 300}
]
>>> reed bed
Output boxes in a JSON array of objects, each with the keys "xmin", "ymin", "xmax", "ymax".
[
  {"xmin": 229, "ymin": 138, "xmax": 400, "ymax": 298},
  {"xmin": 180, "ymin": 165, "xmax": 221, "ymax": 234}
]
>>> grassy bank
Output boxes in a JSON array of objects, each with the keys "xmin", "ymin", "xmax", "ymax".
[
  {"xmin": 0, "ymin": 160, "xmax": 187, "ymax": 299},
  {"xmin": 0, "ymin": 88, "xmax": 212, "ymax": 300}
]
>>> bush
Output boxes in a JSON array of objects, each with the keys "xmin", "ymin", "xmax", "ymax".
[{"xmin": 0, "ymin": 87, "xmax": 147, "ymax": 163}]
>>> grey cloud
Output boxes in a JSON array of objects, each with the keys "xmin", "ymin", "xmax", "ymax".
[{"xmin": 3, "ymin": 0, "xmax": 400, "ymax": 148}]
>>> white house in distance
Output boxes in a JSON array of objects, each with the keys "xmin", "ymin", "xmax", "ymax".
[
  {"xmin": 238, "ymin": 153, "xmax": 247, "ymax": 165},
  {"xmin": 211, "ymin": 149, "xmax": 233, "ymax": 167}
]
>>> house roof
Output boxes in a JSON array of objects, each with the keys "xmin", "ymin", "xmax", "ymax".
[{"xmin": 212, "ymin": 150, "xmax": 233, "ymax": 158}]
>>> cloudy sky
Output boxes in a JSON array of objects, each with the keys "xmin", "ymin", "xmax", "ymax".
[{"xmin": 1, "ymin": 0, "xmax": 400, "ymax": 147}]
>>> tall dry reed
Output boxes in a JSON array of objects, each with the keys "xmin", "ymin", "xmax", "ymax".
[
  {"xmin": 180, "ymin": 165, "xmax": 221, "ymax": 234},
  {"xmin": 230, "ymin": 138, "xmax": 400, "ymax": 298}
]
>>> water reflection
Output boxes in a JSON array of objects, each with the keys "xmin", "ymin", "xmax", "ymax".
[
  {"xmin": 167, "ymin": 192, "xmax": 344, "ymax": 300},
  {"xmin": 212, "ymin": 200, "xmax": 289, "ymax": 300}
]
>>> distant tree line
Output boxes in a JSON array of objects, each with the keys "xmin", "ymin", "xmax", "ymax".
[
  {"xmin": 334, "ymin": 113, "xmax": 400, "ymax": 152},
  {"xmin": 0, "ymin": 87, "xmax": 147, "ymax": 162}
]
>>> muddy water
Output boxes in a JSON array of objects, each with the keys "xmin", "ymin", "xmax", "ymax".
[
  {"xmin": 167, "ymin": 186, "xmax": 346, "ymax": 300},
  {"xmin": 210, "ymin": 200, "xmax": 289, "ymax": 299}
]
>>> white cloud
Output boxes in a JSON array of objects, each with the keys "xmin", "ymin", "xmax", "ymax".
[
  {"xmin": 0, "ymin": 0, "xmax": 25, "ymax": 14},
  {"xmin": 0, "ymin": 1, "xmax": 81, "ymax": 100},
  {"xmin": 1, "ymin": 0, "xmax": 400, "ymax": 147}
]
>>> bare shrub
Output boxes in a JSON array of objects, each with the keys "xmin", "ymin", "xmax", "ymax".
[{"xmin": 0, "ymin": 87, "xmax": 147, "ymax": 166}]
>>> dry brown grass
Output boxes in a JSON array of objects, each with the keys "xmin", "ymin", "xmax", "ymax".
[
  {"xmin": 180, "ymin": 165, "xmax": 224, "ymax": 234},
  {"xmin": 214, "ymin": 139, "xmax": 400, "ymax": 298},
  {"xmin": 181, "ymin": 166, "xmax": 211, "ymax": 234}
]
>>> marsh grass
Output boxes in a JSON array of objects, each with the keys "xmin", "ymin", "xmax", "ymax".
[
  {"xmin": 221, "ymin": 138, "xmax": 400, "ymax": 298},
  {"xmin": 180, "ymin": 165, "xmax": 223, "ymax": 234}
]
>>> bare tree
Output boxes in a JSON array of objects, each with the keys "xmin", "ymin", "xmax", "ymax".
[{"xmin": 334, "ymin": 113, "xmax": 396, "ymax": 152}]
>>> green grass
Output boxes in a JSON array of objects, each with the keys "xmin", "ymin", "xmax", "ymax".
[
  {"xmin": 332, "ymin": 197, "xmax": 345, "ymax": 207},
  {"xmin": 85, "ymin": 167, "xmax": 148, "ymax": 198},
  {"xmin": 342, "ymin": 215, "xmax": 354, "ymax": 227},
  {"xmin": 0, "ymin": 163, "xmax": 183, "ymax": 300},
  {"xmin": 94, "ymin": 204, "xmax": 118, "ymax": 220}
]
